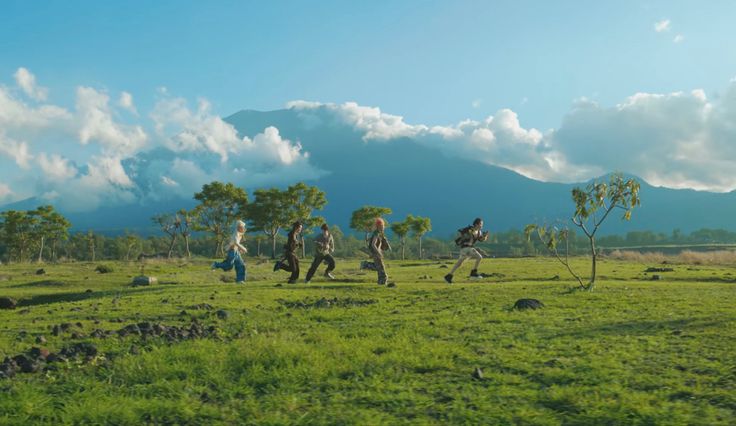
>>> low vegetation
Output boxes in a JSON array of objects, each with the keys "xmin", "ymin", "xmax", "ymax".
[{"xmin": 0, "ymin": 257, "xmax": 734, "ymax": 424}]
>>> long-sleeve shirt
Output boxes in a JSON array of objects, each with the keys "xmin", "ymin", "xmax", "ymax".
[
  {"xmin": 314, "ymin": 233, "xmax": 334, "ymax": 255},
  {"xmin": 455, "ymin": 226, "xmax": 488, "ymax": 248},
  {"xmin": 369, "ymin": 230, "xmax": 389, "ymax": 256},
  {"xmin": 285, "ymin": 230, "xmax": 301, "ymax": 253}
]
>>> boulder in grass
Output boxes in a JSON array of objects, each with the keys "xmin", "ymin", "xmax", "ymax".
[
  {"xmin": 0, "ymin": 297, "xmax": 17, "ymax": 310},
  {"xmin": 35, "ymin": 268, "xmax": 46, "ymax": 275},
  {"xmin": 513, "ymin": 298, "xmax": 544, "ymax": 310},
  {"xmin": 132, "ymin": 276, "xmax": 157, "ymax": 287},
  {"xmin": 95, "ymin": 265, "xmax": 114, "ymax": 274}
]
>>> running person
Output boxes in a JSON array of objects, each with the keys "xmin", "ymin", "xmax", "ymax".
[
  {"xmin": 305, "ymin": 223, "xmax": 336, "ymax": 283},
  {"xmin": 211, "ymin": 220, "xmax": 247, "ymax": 283},
  {"xmin": 444, "ymin": 217, "xmax": 489, "ymax": 284},
  {"xmin": 369, "ymin": 218, "xmax": 391, "ymax": 285},
  {"xmin": 274, "ymin": 221, "xmax": 303, "ymax": 284}
]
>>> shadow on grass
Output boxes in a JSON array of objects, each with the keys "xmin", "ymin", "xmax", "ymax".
[
  {"xmin": 555, "ymin": 317, "xmax": 730, "ymax": 339},
  {"xmin": 17, "ymin": 286, "xmax": 166, "ymax": 307},
  {"xmin": 9, "ymin": 280, "xmax": 69, "ymax": 289}
]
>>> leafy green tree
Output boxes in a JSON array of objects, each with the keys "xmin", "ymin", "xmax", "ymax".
[
  {"xmin": 86, "ymin": 230, "xmax": 96, "ymax": 262},
  {"xmin": 30, "ymin": 205, "xmax": 71, "ymax": 262},
  {"xmin": 192, "ymin": 182, "xmax": 249, "ymax": 256},
  {"xmin": 390, "ymin": 220, "xmax": 410, "ymax": 260},
  {"xmin": 248, "ymin": 188, "xmax": 291, "ymax": 258},
  {"xmin": 350, "ymin": 206, "xmax": 392, "ymax": 243},
  {"xmin": 152, "ymin": 213, "xmax": 181, "ymax": 259},
  {"xmin": 526, "ymin": 174, "xmax": 640, "ymax": 291},
  {"xmin": 407, "ymin": 215, "xmax": 432, "ymax": 260},
  {"xmin": 0, "ymin": 210, "xmax": 36, "ymax": 262},
  {"xmin": 123, "ymin": 232, "xmax": 141, "ymax": 261}
]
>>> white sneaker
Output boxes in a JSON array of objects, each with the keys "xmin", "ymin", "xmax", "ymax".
[{"xmin": 324, "ymin": 272, "xmax": 335, "ymax": 280}]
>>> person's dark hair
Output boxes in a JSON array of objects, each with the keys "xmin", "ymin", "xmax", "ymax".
[
  {"xmin": 292, "ymin": 221, "xmax": 303, "ymax": 230},
  {"xmin": 473, "ymin": 217, "xmax": 483, "ymax": 226},
  {"xmin": 320, "ymin": 223, "xmax": 329, "ymax": 231}
]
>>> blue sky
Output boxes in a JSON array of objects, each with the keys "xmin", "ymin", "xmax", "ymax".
[
  {"xmin": 1, "ymin": 1, "xmax": 736, "ymax": 207},
  {"xmin": 3, "ymin": 0, "xmax": 735, "ymax": 128}
]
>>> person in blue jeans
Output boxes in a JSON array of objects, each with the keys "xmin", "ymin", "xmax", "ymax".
[{"xmin": 212, "ymin": 220, "xmax": 247, "ymax": 283}]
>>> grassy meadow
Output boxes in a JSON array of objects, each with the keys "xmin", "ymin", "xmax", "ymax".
[{"xmin": 0, "ymin": 256, "xmax": 734, "ymax": 425}]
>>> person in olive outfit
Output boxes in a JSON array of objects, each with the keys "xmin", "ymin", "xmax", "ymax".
[
  {"xmin": 305, "ymin": 223, "xmax": 336, "ymax": 283},
  {"xmin": 274, "ymin": 221, "xmax": 303, "ymax": 284}
]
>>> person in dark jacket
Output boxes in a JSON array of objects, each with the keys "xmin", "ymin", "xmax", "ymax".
[
  {"xmin": 274, "ymin": 221, "xmax": 303, "ymax": 284},
  {"xmin": 369, "ymin": 218, "xmax": 391, "ymax": 285},
  {"xmin": 444, "ymin": 217, "xmax": 489, "ymax": 284},
  {"xmin": 305, "ymin": 223, "xmax": 336, "ymax": 283}
]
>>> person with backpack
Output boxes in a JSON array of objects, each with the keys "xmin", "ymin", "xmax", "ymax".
[
  {"xmin": 273, "ymin": 221, "xmax": 303, "ymax": 284},
  {"xmin": 369, "ymin": 218, "xmax": 391, "ymax": 285},
  {"xmin": 304, "ymin": 223, "xmax": 336, "ymax": 283},
  {"xmin": 444, "ymin": 217, "xmax": 489, "ymax": 284}
]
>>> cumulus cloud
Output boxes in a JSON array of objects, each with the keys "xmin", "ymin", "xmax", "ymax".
[
  {"xmin": 673, "ymin": 34, "xmax": 685, "ymax": 43},
  {"xmin": 0, "ymin": 68, "xmax": 324, "ymax": 210},
  {"xmin": 0, "ymin": 183, "xmax": 12, "ymax": 200},
  {"xmin": 654, "ymin": 19, "xmax": 671, "ymax": 32},
  {"xmin": 0, "ymin": 132, "xmax": 33, "ymax": 169},
  {"xmin": 76, "ymin": 87, "xmax": 148, "ymax": 156},
  {"xmin": 14, "ymin": 67, "xmax": 48, "ymax": 101},
  {"xmin": 119, "ymin": 91, "xmax": 138, "ymax": 114},
  {"xmin": 289, "ymin": 82, "xmax": 736, "ymax": 192}
]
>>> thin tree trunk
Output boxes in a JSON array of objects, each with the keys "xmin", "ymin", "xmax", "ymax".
[
  {"xmin": 301, "ymin": 236, "xmax": 306, "ymax": 259},
  {"xmin": 418, "ymin": 236, "xmax": 423, "ymax": 260},
  {"xmin": 589, "ymin": 236, "xmax": 597, "ymax": 291},
  {"xmin": 183, "ymin": 235, "xmax": 191, "ymax": 258},
  {"xmin": 401, "ymin": 238, "xmax": 405, "ymax": 260},
  {"xmin": 51, "ymin": 240, "xmax": 57, "ymax": 262},
  {"xmin": 271, "ymin": 233, "xmax": 277, "ymax": 259},
  {"xmin": 167, "ymin": 234, "xmax": 177, "ymax": 259},
  {"xmin": 257, "ymin": 239, "xmax": 261, "ymax": 257},
  {"xmin": 38, "ymin": 236, "xmax": 45, "ymax": 263}
]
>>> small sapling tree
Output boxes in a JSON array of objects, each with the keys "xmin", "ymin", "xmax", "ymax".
[{"xmin": 526, "ymin": 173, "xmax": 640, "ymax": 291}]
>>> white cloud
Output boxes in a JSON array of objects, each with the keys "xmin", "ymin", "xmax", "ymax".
[
  {"xmin": 472, "ymin": 99, "xmax": 482, "ymax": 108},
  {"xmin": 14, "ymin": 67, "xmax": 48, "ymax": 101},
  {"xmin": 0, "ymin": 183, "xmax": 12, "ymax": 200},
  {"xmin": 673, "ymin": 34, "xmax": 685, "ymax": 43},
  {"xmin": 119, "ymin": 91, "xmax": 138, "ymax": 114},
  {"xmin": 37, "ymin": 153, "xmax": 77, "ymax": 180},
  {"xmin": 0, "ymin": 132, "xmax": 33, "ymax": 169},
  {"xmin": 654, "ymin": 19, "xmax": 671, "ymax": 32},
  {"xmin": 76, "ymin": 86, "xmax": 148, "ymax": 156}
]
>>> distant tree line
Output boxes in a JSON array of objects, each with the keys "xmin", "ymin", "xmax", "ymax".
[{"xmin": 1, "ymin": 180, "xmax": 735, "ymax": 264}]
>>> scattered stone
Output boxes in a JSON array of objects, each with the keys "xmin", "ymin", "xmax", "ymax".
[
  {"xmin": 85, "ymin": 289, "xmax": 93, "ymax": 293},
  {"xmin": 35, "ymin": 268, "xmax": 46, "ymax": 275},
  {"xmin": 17, "ymin": 330, "xmax": 28, "ymax": 339},
  {"xmin": 472, "ymin": 367, "xmax": 484, "ymax": 380},
  {"xmin": 60, "ymin": 323, "xmax": 73, "ymax": 332},
  {"xmin": 70, "ymin": 307, "xmax": 82, "ymax": 312},
  {"xmin": 91, "ymin": 329, "xmax": 111, "ymax": 338},
  {"xmin": 0, "ymin": 297, "xmax": 17, "ymax": 310},
  {"xmin": 29, "ymin": 347, "xmax": 50, "ymax": 360},
  {"xmin": 189, "ymin": 303, "xmax": 214, "ymax": 310},
  {"xmin": 387, "ymin": 283, "xmax": 397, "ymax": 288},
  {"xmin": 645, "ymin": 267, "xmax": 674, "ymax": 273},
  {"xmin": 279, "ymin": 297, "xmax": 377, "ymax": 309},
  {"xmin": 215, "ymin": 309, "xmax": 229, "ymax": 320},
  {"xmin": 131, "ymin": 276, "xmax": 157, "ymax": 286},
  {"xmin": 551, "ymin": 275, "xmax": 560, "ymax": 280},
  {"xmin": 651, "ymin": 275, "xmax": 662, "ymax": 281},
  {"xmin": 129, "ymin": 345, "xmax": 140, "ymax": 355},
  {"xmin": 513, "ymin": 299, "xmax": 544, "ymax": 310},
  {"xmin": 35, "ymin": 335, "xmax": 47, "ymax": 344},
  {"xmin": 13, "ymin": 354, "xmax": 40, "ymax": 373},
  {"xmin": 418, "ymin": 275, "xmax": 432, "ymax": 280},
  {"xmin": 0, "ymin": 275, "xmax": 11, "ymax": 282},
  {"xmin": 51, "ymin": 325, "xmax": 61, "ymax": 336},
  {"xmin": 95, "ymin": 265, "xmax": 114, "ymax": 274},
  {"xmin": 70, "ymin": 332, "xmax": 85, "ymax": 339},
  {"xmin": 58, "ymin": 342, "xmax": 98, "ymax": 361},
  {"xmin": 18, "ymin": 308, "xmax": 31, "ymax": 315},
  {"xmin": 439, "ymin": 265, "xmax": 449, "ymax": 269}
]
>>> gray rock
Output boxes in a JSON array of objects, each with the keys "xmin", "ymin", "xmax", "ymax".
[
  {"xmin": 513, "ymin": 299, "xmax": 544, "ymax": 310},
  {"xmin": 131, "ymin": 276, "xmax": 157, "ymax": 286},
  {"xmin": 0, "ymin": 297, "xmax": 17, "ymax": 310}
]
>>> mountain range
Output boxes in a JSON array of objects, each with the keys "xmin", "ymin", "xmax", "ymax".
[{"xmin": 2, "ymin": 107, "xmax": 735, "ymax": 237}]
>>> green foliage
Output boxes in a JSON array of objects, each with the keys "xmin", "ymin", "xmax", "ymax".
[
  {"xmin": 192, "ymin": 182, "xmax": 249, "ymax": 256},
  {"xmin": 527, "ymin": 174, "xmax": 641, "ymax": 291},
  {"xmin": 349, "ymin": 206, "xmax": 392, "ymax": 243},
  {"xmin": 407, "ymin": 214, "xmax": 432, "ymax": 259},
  {"xmin": 0, "ymin": 205, "xmax": 70, "ymax": 263},
  {"xmin": 390, "ymin": 220, "xmax": 411, "ymax": 260}
]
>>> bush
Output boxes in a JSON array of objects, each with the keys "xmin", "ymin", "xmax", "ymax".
[{"xmin": 95, "ymin": 264, "xmax": 114, "ymax": 274}]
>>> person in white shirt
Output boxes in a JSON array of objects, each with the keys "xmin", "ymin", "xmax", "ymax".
[{"xmin": 211, "ymin": 220, "xmax": 247, "ymax": 283}]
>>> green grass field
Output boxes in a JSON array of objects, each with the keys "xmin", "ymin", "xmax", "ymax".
[{"xmin": 0, "ymin": 257, "xmax": 734, "ymax": 425}]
